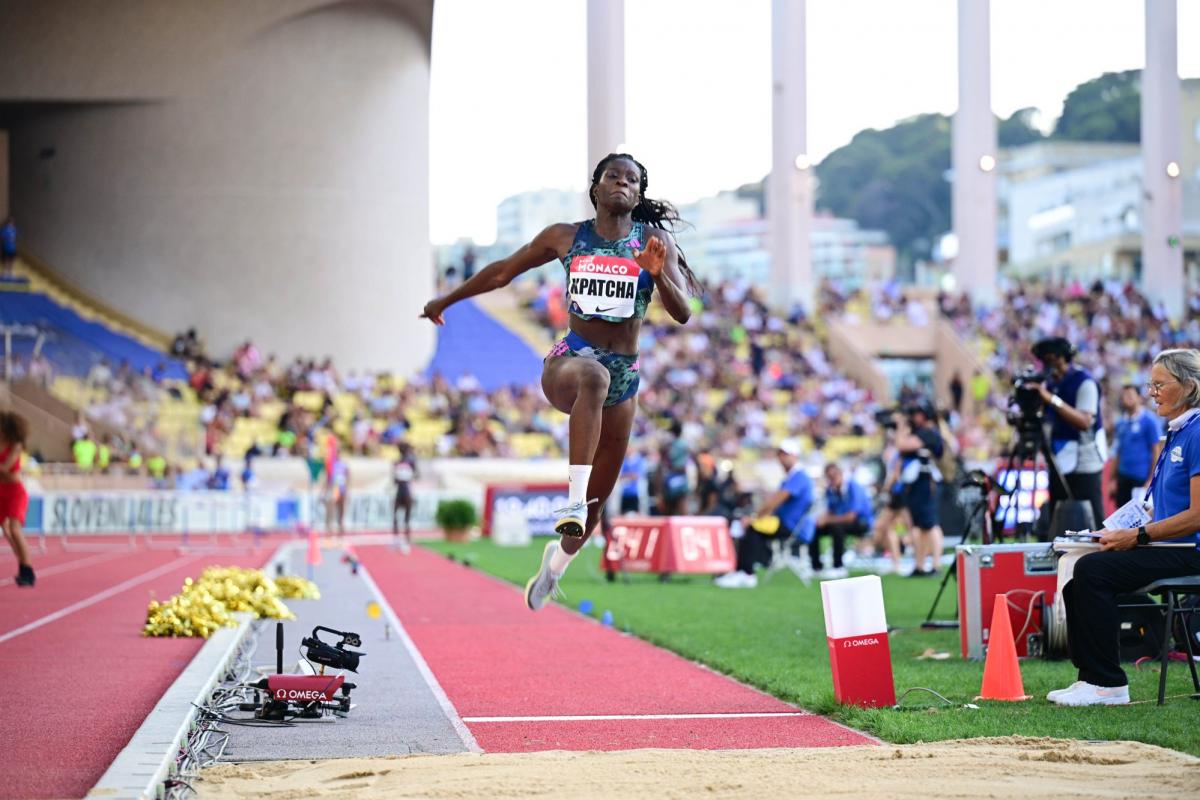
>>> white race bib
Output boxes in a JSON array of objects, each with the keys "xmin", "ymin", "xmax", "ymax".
[{"xmin": 568, "ymin": 255, "xmax": 640, "ymax": 318}]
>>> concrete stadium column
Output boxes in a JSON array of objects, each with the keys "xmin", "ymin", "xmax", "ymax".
[
  {"xmin": 0, "ymin": 130, "xmax": 7, "ymax": 218},
  {"xmin": 5, "ymin": 2, "xmax": 434, "ymax": 373},
  {"xmin": 587, "ymin": 0, "xmax": 625, "ymax": 176},
  {"xmin": 952, "ymin": 0, "xmax": 997, "ymax": 306},
  {"xmin": 1142, "ymin": 0, "xmax": 1183, "ymax": 319},
  {"xmin": 769, "ymin": 0, "xmax": 813, "ymax": 313}
]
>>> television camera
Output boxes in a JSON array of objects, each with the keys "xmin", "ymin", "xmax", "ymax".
[{"xmin": 247, "ymin": 624, "xmax": 365, "ymax": 720}]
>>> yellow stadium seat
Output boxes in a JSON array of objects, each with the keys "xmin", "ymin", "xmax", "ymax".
[
  {"xmin": 333, "ymin": 393, "xmax": 360, "ymax": 417},
  {"xmin": 705, "ymin": 389, "xmax": 728, "ymax": 409},
  {"xmin": 510, "ymin": 432, "xmax": 554, "ymax": 458},
  {"xmin": 292, "ymin": 391, "xmax": 325, "ymax": 413}
]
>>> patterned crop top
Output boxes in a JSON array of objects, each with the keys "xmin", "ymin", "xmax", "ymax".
[{"xmin": 561, "ymin": 220, "xmax": 655, "ymax": 323}]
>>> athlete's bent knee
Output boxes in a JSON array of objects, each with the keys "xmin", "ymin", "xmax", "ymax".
[{"xmin": 575, "ymin": 365, "xmax": 610, "ymax": 398}]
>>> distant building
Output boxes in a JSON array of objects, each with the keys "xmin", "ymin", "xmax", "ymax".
[
  {"xmin": 675, "ymin": 193, "xmax": 895, "ymax": 288},
  {"xmin": 1182, "ymin": 78, "xmax": 1200, "ymax": 243},
  {"xmin": 997, "ymin": 78, "xmax": 1200, "ymax": 284},
  {"xmin": 997, "ymin": 142, "xmax": 1143, "ymax": 278},
  {"xmin": 496, "ymin": 189, "xmax": 587, "ymax": 248},
  {"xmin": 474, "ymin": 186, "xmax": 895, "ymax": 291}
]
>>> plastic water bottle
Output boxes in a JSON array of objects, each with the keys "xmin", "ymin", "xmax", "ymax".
[
  {"xmin": 601, "ymin": 610, "xmax": 613, "ymax": 626},
  {"xmin": 579, "ymin": 599, "xmax": 594, "ymax": 614}
]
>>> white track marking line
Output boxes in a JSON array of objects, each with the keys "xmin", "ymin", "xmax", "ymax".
[
  {"xmin": 0, "ymin": 554, "xmax": 196, "ymax": 645},
  {"xmin": 0, "ymin": 550, "xmax": 128, "ymax": 587},
  {"xmin": 463, "ymin": 712, "xmax": 813, "ymax": 723},
  {"xmin": 356, "ymin": 562, "xmax": 483, "ymax": 753}
]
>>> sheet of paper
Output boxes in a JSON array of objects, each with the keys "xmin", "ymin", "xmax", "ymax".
[{"xmin": 1061, "ymin": 530, "xmax": 1104, "ymax": 540}]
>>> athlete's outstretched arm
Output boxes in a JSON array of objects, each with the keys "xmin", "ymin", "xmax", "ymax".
[
  {"xmin": 421, "ymin": 223, "xmax": 576, "ymax": 325},
  {"xmin": 637, "ymin": 229, "xmax": 690, "ymax": 325}
]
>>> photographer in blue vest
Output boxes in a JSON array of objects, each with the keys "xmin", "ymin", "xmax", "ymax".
[
  {"xmin": 1051, "ymin": 349, "xmax": 1200, "ymax": 706},
  {"xmin": 1033, "ymin": 337, "xmax": 1107, "ymax": 533}
]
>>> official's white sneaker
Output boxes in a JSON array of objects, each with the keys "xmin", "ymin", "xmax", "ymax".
[
  {"xmin": 819, "ymin": 567, "xmax": 850, "ymax": 580},
  {"xmin": 714, "ymin": 571, "xmax": 757, "ymax": 589},
  {"xmin": 1051, "ymin": 682, "xmax": 1130, "ymax": 706},
  {"xmin": 1046, "ymin": 681, "xmax": 1087, "ymax": 702}
]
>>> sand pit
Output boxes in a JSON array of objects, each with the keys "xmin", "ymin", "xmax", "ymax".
[{"xmin": 198, "ymin": 736, "xmax": 1200, "ymax": 799}]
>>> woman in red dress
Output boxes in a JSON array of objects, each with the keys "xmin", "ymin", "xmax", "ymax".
[{"xmin": 0, "ymin": 411, "xmax": 34, "ymax": 586}]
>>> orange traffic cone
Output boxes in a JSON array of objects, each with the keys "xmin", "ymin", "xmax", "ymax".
[
  {"xmin": 306, "ymin": 526, "xmax": 323, "ymax": 567},
  {"xmin": 979, "ymin": 594, "xmax": 1030, "ymax": 701}
]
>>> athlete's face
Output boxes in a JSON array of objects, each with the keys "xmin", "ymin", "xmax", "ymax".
[{"xmin": 595, "ymin": 158, "xmax": 642, "ymax": 210}]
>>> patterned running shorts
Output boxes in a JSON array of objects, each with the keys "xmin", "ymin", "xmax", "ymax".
[{"xmin": 545, "ymin": 330, "xmax": 640, "ymax": 408}]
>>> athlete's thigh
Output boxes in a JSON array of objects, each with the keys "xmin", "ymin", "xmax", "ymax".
[
  {"xmin": 541, "ymin": 356, "xmax": 610, "ymax": 415},
  {"xmin": 589, "ymin": 399, "xmax": 638, "ymax": 493}
]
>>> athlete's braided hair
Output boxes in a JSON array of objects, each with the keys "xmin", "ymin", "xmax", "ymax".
[{"xmin": 589, "ymin": 153, "xmax": 701, "ymax": 295}]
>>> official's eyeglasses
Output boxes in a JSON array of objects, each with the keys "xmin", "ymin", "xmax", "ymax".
[{"xmin": 1145, "ymin": 379, "xmax": 1180, "ymax": 395}]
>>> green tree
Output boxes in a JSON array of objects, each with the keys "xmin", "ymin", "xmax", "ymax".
[
  {"xmin": 759, "ymin": 71, "xmax": 1135, "ymax": 267},
  {"xmin": 1053, "ymin": 69, "xmax": 1140, "ymax": 142},
  {"xmin": 998, "ymin": 107, "xmax": 1046, "ymax": 147},
  {"xmin": 814, "ymin": 113, "xmax": 951, "ymax": 264}
]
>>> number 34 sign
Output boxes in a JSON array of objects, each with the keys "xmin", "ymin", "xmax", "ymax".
[{"xmin": 602, "ymin": 516, "xmax": 735, "ymax": 575}]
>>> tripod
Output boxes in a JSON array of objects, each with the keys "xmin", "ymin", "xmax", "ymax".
[
  {"xmin": 993, "ymin": 415, "xmax": 1071, "ymax": 542},
  {"xmin": 921, "ymin": 475, "xmax": 990, "ymax": 629},
  {"xmin": 920, "ymin": 413, "xmax": 1070, "ymax": 629}
]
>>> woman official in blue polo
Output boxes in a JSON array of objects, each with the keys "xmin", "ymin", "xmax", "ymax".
[{"xmin": 1051, "ymin": 349, "xmax": 1200, "ymax": 706}]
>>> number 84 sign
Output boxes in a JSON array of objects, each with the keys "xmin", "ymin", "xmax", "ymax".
[{"xmin": 602, "ymin": 516, "xmax": 735, "ymax": 575}]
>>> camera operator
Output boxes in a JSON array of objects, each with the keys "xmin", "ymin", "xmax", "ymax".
[
  {"xmin": 894, "ymin": 403, "xmax": 945, "ymax": 576},
  {"xmin": 1032, "ymin": 337, "xmax": 1107, "ymax": 532}
]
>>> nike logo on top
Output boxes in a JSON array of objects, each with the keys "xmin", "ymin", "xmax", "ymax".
[{"xmin": 595, "ymin": 306, "xmax": 617, "ymax": 313}]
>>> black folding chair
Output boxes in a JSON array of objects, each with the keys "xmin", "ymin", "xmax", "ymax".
[{"xmin": 1126, "ymin": 576, "xmax": 1200, "ymax": 705}]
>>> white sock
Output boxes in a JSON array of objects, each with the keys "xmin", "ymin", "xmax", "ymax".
[
  {"xmin": 549, "ymin": 545, "xmax": 577, "ymax": 578},
  {"xmin": 568, "ymin": 465, "xmax": 592, "ymax": 506}
]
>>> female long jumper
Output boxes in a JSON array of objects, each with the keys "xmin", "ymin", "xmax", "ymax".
[{"xmin": 422, "ymin": 154, "xmax": 698, "ymax": 609}]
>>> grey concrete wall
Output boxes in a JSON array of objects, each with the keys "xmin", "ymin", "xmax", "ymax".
[
  {"xmin": 1, "ymin": 1, "xmax": 434, "ymax": 372},
  {"xmin": 0, "ymin": 130, "xmax": 7, "ymax": 218}
]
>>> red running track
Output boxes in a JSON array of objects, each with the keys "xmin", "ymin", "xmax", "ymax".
[
  {"xmin": 358, "ymin": 546, "xmax": 874, "ymax": 753},
  {"xmin": 0, "ymin": 536, "xmax": 272, "ymax": 800}
]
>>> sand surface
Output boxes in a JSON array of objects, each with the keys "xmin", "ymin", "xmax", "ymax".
[{"xmin": 198, "ymin": 736, "xmax": 1200, "ymax": 799}]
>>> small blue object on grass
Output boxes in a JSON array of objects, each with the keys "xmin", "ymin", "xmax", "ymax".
[
  {"xmin": 601, "ymin": 610, "xmax": 613, "ymax": 626},
  {"xmin": 579, "ymin": 599, "xmax": 594, "ymax": 614}
]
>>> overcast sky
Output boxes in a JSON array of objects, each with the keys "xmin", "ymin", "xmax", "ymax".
[{"xmin": 428, "ymin": 0, "xmax": 1200, "ymax": 245}]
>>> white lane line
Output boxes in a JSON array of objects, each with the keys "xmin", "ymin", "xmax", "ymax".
[
  {"xmin": 356, "ymin": 563, "xmax": 483, "ymax": 754},
  {"xmin": 0, "ymin": 550, "xmax": 128, "ymax": 587},
  {"xmin": 0, "ymin": 554, "xmax": 196, "ymax": 645},
  {"xmin": 463, "ymin": 712, "xmax": 813, "ymax": 723}
]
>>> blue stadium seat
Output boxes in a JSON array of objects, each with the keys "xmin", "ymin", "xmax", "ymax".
[
  {"xmin": 424, "ymin": 299, "xmax": 543, "ymax": 392},
  {"xmin": 0, "ymin": 290, "xmax": 186, "ymax": 379}
]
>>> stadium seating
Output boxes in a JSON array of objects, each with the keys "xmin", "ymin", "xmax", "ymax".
[
  {"xmin": 425, "ymin": 298, "xmax": 544, "ymax": 392},
  {"xmin": 0, "ymin": 287, "xmax": 185, "ymax": 380}
]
